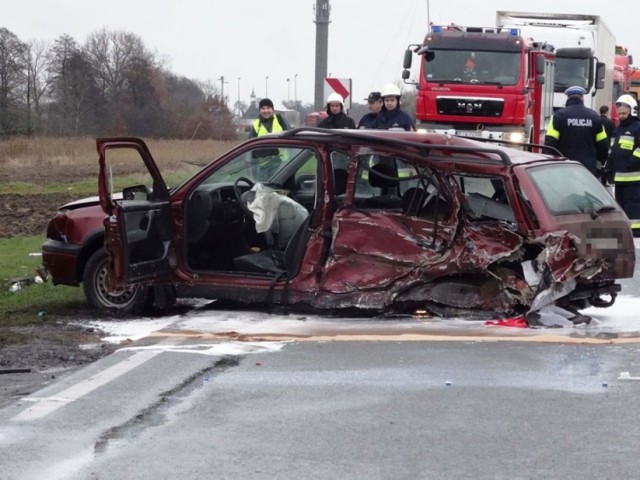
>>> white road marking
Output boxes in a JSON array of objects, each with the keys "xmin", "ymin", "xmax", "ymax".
[
  {"xmin": 117, "ymin": 341, "xmax": 286, "ymax": 356},
  {"xmin": 12, "ymin": 349, "xmax": 161, "ymax": 422}
]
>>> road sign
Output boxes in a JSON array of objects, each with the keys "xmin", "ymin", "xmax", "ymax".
[{"xmin": 324, "ymin": 78, "xmax": 352, "ymax": 110}]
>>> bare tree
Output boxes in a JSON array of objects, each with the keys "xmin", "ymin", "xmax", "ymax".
[
  {"xmin": 49, "ymin": 34, "xmax": 100, "ymax": 135},
  {"xmin": 0, "ymin": 28, "xmax": 27, "ymax": 135},
  {"xmin": 84, "ymin": 28, "xmax": 161, "ymax": 134},
  {"xmin": 23, "ymin": 39, "xmax": 52, "ymax": 135}
]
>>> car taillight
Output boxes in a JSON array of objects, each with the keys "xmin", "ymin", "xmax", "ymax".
[{"xmin": 46, "ymin": 212, "xmax": 69, "ymax": 242}]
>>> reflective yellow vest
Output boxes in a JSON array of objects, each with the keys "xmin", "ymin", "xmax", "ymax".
[{"xmin": 253, "ymin": 114, "xmax": 284, "ymax": 136}]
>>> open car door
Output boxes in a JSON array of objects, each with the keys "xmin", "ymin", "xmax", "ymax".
[{"xmin": 97, "ymin": 138, "xmax": 173, "ymax": 289}]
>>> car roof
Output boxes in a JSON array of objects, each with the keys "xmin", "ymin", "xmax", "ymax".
[{"xmin": 260, "ymin": 128, "xmax": 562, "ymax": 167}]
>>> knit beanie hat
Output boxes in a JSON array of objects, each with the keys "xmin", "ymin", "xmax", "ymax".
[{"xmin": 259, "ymin": 98, "xmax": 274, "ymax": 109}]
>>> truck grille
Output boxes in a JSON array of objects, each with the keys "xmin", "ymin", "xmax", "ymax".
[{"xmin": 436, "ymin": 96, "xmax": 504, "ymax": 117}]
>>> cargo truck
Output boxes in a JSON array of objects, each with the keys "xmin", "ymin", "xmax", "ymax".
[{"xmin": 496, "ymin": 12, "xmax": 615, "ymax": 112}]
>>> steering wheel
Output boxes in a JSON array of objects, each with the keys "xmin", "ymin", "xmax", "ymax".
[{"xmin": 233, "ymin": 177, "xmax": 255, "ymax": 218}]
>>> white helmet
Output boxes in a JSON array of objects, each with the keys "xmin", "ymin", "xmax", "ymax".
[
  {"xmin": 326, "ymin": 92, "xmax": 344, "ymax": 106},
  {"xmin": 380, "ymin": 83, "xmax": 401, "ymax": 98},
  {"xmin": 616, "ymin": 94, "xmax": 638, "ymax": 117}
]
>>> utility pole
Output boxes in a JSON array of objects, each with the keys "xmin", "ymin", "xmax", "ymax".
[
  {"xmin": 237, "ymin": 77, "xmax": 241, "ymax": 117},
  {"xmin": 219, "ymin": 76, "xmax": 228, "ymax": 104},
  {"xmin": 314, "ymin": 0, "xmax": 330, "ymax": 111}
]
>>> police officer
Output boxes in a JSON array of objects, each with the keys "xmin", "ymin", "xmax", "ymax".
[
  {"xmin": 358, "ymin": 91, "xmax": 382, "ymax": 129},
  {"xmin": 544, "ymin": 86, "xmax": 608, "ymax": 176},
  {"xmin": 376, "ymin": 83, "xmax": 416, "ymax": 131},
  {"xmin": 607, "ymin": 94, "xmax": 640, "ymax": 237},
  {"xmin": 318, "ymin": 93, "xmax": 356, "ymax": 129},
  {"xmin": 249, "ymin": 98, "xmax": 290, "ymax": 138}
]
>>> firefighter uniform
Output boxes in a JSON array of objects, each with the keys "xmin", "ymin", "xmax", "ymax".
[
  {"xmin": 544, "ymin": 87, "xmax": 608, "ymax": 175},
  {"xmin": 609, "ymin": 114, "xmax": 640, "ymax": 237}
]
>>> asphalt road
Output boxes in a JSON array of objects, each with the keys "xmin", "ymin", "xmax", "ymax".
[
  {"xmin": 1, "ymin": 241, "xmax": 638, "ymax": 479},
  {"xmin": 2, "ymin": 325, "xmax": 640, "ymax": 479}
]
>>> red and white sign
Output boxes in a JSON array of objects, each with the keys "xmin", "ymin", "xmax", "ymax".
[{"xmin": 324, "ymin": 77, "xmax": 352, "ymax": 110}]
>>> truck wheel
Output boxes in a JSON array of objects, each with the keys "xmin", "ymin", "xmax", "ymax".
[{"xmin": 82, "ymin": 248, "xmax": 149, "ymax": 314}]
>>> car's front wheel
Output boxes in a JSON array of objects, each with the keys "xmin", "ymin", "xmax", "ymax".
[{"xmin": 82, "ymin": 248, "xmax": 149, "ymax": 314}]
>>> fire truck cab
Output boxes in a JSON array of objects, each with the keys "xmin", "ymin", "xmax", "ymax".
[{"xmin": 402, "ymin": 24, "xmax": 555, "ymax": 145}]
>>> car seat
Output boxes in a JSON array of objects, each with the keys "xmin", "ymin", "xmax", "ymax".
[{"xmin": 361, "ymin": 163, "xmax": 402, "ymax": 209}]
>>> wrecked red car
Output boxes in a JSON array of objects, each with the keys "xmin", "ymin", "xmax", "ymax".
[{"xmin": 42, "ymin": 129, "xmax": 635, "ymax": 323}]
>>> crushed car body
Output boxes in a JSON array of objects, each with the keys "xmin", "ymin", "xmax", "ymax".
[{"xmin": 42, "ymin": 129, "xmax": 635, "ymax": 324}]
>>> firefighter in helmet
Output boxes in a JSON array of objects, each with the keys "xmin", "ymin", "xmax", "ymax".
[
  {"xmin": 375, "ymin": 83, "xmax": 416, "ymax": 131},
  {"xmin": 318, "ymin": 93, "xmax": 356, "ymax": 129},
  {"xmin": 607, "ymin": 94, "xmax": 640, "ymax": 236}
]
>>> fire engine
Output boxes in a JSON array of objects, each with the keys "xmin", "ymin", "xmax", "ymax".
[
  {"xmin": 612, "ymin": 46, "xmax": 634, "ymax": 124},
  {"xmin": 628, "ymin": 69, "xmax": 640, "ymax": 102},
  {"xmin": 402, "ymin": 24, "xmax": 556, "ymax": 145}
]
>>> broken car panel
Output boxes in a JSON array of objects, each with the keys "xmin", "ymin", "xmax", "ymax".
[{"xmin": 42, "ymin": 129, "xmax": 635, "ymax": 324}]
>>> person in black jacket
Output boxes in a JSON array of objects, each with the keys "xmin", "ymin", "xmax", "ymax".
[
  {"xmin": 607, "ymin": 94, "xmax": 640, "ymax": 237},
  {"xmin": 544, "ymin": 86, "xmax": 609, "ymax": 176},
  {"xmin": 599, "ymin": 104, "xmax": 616, "ymax": 139},
  {"xmin": 318, "ymin": 93, "xmax": 356, "ymax": 130},
  {"xmin": 358, "ymin": 91, "xmax": 383, "ymax": 129}
]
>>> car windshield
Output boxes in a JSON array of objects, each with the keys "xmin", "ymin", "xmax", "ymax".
[
  {"xmin": 201, "ymin": 146, "xmax": 311, "ymax": 185},
  {"xmin": 527, "ymin": 164, "xmax": 617, "ymax": 215},
  {"xmin": 424, "ymin": 49, "xmax": 521, "ymax": 85}
]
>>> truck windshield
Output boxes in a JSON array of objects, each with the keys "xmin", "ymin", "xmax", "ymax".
[
  {"xmin": 554, "ymin": 58, "xmax": 590, "ymax": 92},
  {"xmin": 423, "ymin": 49, "xmax": 521, "ymax": 85}
]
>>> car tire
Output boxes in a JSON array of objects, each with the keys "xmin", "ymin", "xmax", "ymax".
[{"xmin": 82, "ymin": 248, "xmax": 149, "ymax": 314}]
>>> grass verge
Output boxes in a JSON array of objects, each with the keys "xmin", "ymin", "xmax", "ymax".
[{"xmin": 0, "ymin": 235, "xmax": 86, "ymax": 329}]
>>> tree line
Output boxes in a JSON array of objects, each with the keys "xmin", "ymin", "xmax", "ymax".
[{"xmin": 0, "ymin": 27, "xmax": 238, "ymax": 140}]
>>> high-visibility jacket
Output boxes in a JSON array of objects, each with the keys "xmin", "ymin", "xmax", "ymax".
[
  {"xmin": 609, "ymin": 116, "xmax": 640, "ymax": 235},
  {"xmin": 252, "ymin": 114, "xmax": 285, "ymax": 137},
  {"xmin": 609, "ymin": 116, "xmax": 640, "ymax": 182}
]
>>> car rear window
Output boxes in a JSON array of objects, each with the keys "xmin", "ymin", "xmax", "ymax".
[{"xmin": 527, "ymin": 164, "xmax": 617, "ymax": 215}]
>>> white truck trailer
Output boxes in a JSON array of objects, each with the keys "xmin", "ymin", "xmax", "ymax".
[{"xmin": 496, "ymin": 12, "xmax": 615, "ymax": 112}]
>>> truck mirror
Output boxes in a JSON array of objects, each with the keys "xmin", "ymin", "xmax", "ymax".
[
  {"xmin": 403, "ymin": 49, "xmax": 413, "ymax": 69},
  {"xmin": 536, "ymin": 74, "xmax": 545, "ymax": 85},
  {"xmin": 595, "ymin": 62, "xmax": 605, "ymax": 90},
  {"xmin": 402, "ymin": 70, "xmax": 410, "ymax": 80},
  {"xmin": 535, "ymin": 55, "xmax": 545, "ymax": 74}
]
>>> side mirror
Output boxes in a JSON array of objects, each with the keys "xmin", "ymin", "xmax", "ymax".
[
  {"xmin": 535, "ymin": 74, "xmax": 545, "ymax": 85},
  {"xmin": 402, "ymin": 70, "xmax": 411, "ymax": 80},
  {"xmin": 536, "ymin": 55, "xmax": 545, "ymax": 74},
  {"xmin": 595, "ymin": 62, "xmax": 605, "ymax": 90},
  {"xmin": 403, "ymin": 49, "xmax": 413, "ymax": 69},
  {"xmin": 122, "ymin": 184, "xmax": 150, "ymax": 201}
]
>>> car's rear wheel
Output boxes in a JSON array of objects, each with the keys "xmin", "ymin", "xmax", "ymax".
[{"xmin": 82, "ymin": 248, "xmax": 149, "ymax": 313}]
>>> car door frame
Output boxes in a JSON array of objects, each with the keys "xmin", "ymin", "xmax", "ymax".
[{"xmin": 97, "ymin": 137, "xmax": 173, "ymax": 288}]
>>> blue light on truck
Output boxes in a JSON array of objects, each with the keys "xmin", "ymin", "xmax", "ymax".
[
  {"xmin": 509, "ymin": 28, "xmax": 519, "ymax": 36},
  {"xmin": 431, "ymin": 25, "xmax": 442, "ymax": 33}
]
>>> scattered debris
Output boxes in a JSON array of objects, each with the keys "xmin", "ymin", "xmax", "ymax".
[{"xmin": 7, "ymin": 266, "xmax": 49, "ymax": 293}]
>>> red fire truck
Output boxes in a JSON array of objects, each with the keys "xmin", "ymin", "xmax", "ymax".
[
  {"xmin": 402, "ymin": 24, "xmax": 556, "ymax": 145},
  {"xmin": 612, "ymin": 46, "xmax": 633, "ymax": 124}
]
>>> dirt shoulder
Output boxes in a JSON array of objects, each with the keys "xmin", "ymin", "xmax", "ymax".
[
  {"xmin": 0, "ymin": 191, "xmax": 115, "ymax": 408},
  {"xmin": 0, "ymin": 317, "xmax": 117, "ymax": 409}
]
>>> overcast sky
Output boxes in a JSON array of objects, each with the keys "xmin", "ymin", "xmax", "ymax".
[{"xmin": 3, "ymin": 1, "xmax": 639, "ymax": 107}]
